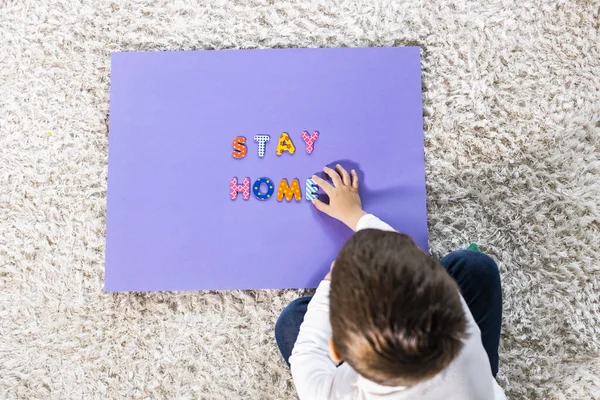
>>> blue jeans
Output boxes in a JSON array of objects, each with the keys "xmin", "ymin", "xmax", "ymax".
[{"xmin": 274, "ymin": 250, "xmax": 502, "ymax": 377}]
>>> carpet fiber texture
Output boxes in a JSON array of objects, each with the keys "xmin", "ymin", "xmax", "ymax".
[{"xmin": 1, "ymin": 1, "xmax": 599, "ymax": 399}]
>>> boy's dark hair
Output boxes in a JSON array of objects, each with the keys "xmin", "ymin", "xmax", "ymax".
[{"xmin": 330, "ymin": 229, "xmax": 468, "ymax": 386}]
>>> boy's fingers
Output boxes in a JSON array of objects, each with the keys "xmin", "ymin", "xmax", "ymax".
[
  {"xmin": 336, "ymin": 164, "xmax": 351, "ymax": 186},
  {"xmin": 312, "ymin": 198, "xmax": 330, "ymax": 215},
  {"xmin": 312, "ymin": 175, "xmax": 334, "ymax": 195},
  {"xmin": 351, "ymin": 169, "xmax": 359, "ymax": 190},
  {"xmin": 323, "ymin": 167, "xmax": 343, "ymax": 187}
]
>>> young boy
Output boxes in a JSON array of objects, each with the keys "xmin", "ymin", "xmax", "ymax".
[{"xmin": 275, "ymin": 165, "xmax": 506, "ymax": 399}]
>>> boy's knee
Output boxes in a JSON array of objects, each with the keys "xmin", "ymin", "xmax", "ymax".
[
  {"xmin": 441, "ymin": 250, "xmax": 499, "ymax": 282},
  {"xmin": 275, "ymin": 297, "xmax": 310, "ymax": 332}
]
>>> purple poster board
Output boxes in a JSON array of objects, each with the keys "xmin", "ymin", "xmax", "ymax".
[{"xmin": 106, "ymin": 47, "xmax": 427, "ymax": 292}]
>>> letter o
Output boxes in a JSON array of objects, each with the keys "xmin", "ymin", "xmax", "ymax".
[{"xmin": 252, "ymin": 177, "xmax": 275, "ymax": 201}]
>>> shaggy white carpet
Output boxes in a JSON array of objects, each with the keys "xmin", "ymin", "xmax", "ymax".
[{"xmin": 1, "ymin": 0, "xmax": 599, "ymax": 399}]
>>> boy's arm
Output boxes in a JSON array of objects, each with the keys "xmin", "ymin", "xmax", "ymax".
[
  {"xmin": 290, "ymin": 165, "xmax": 395, "ymax": 399},
  {"xmin": 288, "ymin": 281, "xmax": 336, "ymax": 400},
  {"xmin": 310, "ymin": 165, "xmax": 396, "ymax": 233},
  {"xmin": 355, "ymin": 213, "xmax": 396, "ymax": 232}
]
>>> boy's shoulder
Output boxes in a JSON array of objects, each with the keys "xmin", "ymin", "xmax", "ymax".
[{"xmin": 328, "ymin": 322, "xmax": 499, "ymax": 400}]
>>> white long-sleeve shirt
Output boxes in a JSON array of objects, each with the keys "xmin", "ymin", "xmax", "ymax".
[{"xmin": 289, "ymin": 214, "xmax": 507, "ymax": 400}]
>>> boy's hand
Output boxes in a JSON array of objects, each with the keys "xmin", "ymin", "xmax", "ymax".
[{"xmin": 311, "ymin": 165, "xmax": 367, "ymax": 231}]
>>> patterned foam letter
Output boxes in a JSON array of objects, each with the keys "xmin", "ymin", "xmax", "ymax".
[
  {"xmin": 305, "ymin": 178, "xmax": 319, "ymax": 201},
  {"xmin": 231, "ymin": 136, "xmax": 247, "ymax": 159},
  {"xmin": 230, "ymin": 177, "xmax": 251, "ymax": 200},
  {"xmin": 253, "ymin": 177, "xmax": 275, "ymax": 201},
  {"xmin": 253, "ymin": 135, "xmax": 270, "ymax": 158},
  {"xmin": 275, "ymin": 132, "xmax": 296, "ymax": 156},
  {"xmin": 301, "ymin": 130, "xmax": 319, "ymax": 154},
  {"xmin": 277, "ymin": 178, "xmax": 302, "ymax": 202}
]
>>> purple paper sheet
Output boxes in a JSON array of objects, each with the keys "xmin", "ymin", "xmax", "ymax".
[{"xmin": 106, "ymin": 47, "xmax": 427, "ymax": 292}]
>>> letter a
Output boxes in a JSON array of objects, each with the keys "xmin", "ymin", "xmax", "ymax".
[{"xmin": 276, "ymin": 132, "xmax": 296, "ymax": 156}]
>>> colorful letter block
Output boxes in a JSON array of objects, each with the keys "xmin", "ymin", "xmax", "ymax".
[
  {"xmin": 305, "ymin": 178, "xmax": 319, "ymax": 201},
  {"xmin": 278, "ymin": 178, "xmax": 302, "ymax": 202},
  {"xmin": 301, "ymin": 130, "xmax": 319, "ymax": 154},
  {"xmin": 276, "ymin": 132, "xmax": 296, "ymax": 156},
  {"xmin": 231, "ymin": 136, "xmax": 247, "ymax": 159},
  {"xmin": 253, "ymin": 177, "xmax": 275, "ymax": 200},
  {"xmin": 230, "ymin": 177, "xmax": 251, "ymax": 200},
  {"xmin": 253, "ymin": 135, "xmax": 270, "ymax": 158}
]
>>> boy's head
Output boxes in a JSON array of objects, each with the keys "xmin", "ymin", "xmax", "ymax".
[{"xmin": 329, "ymin": 229, "xmax": 468, "ymax": 386}]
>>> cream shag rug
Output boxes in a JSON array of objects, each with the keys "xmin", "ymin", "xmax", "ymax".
[{"xmin": 1, "ymin": 1, "xmax": 599, "ymax": 399}]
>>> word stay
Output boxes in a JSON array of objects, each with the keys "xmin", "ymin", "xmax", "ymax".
[{"xmin": 231, "ymin": 131, "xmax": 320, "ymax": 159}]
